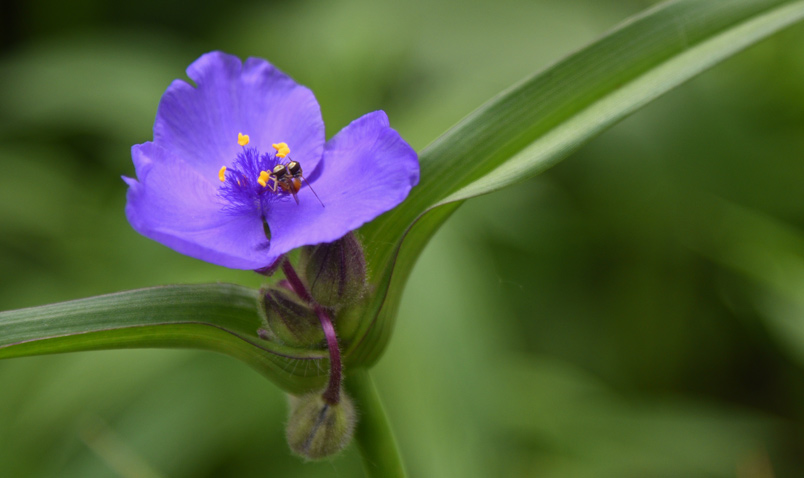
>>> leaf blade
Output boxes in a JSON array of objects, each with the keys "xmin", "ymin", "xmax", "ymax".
[
  {"xmin": 351, "ymin": 0, "xmax": 804, "ymax": 365},
  {"xmin": 0, "ymin": 284, "xmax": 328, "ymax": 392},
  {"xmin": 435, "ymin": 0, "xmax": 804, "ymax": 206}
]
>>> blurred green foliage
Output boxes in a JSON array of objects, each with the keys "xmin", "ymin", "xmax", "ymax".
[{"xmin": 2, "ymin": 0, "xmax": 804, "ymax": 476}]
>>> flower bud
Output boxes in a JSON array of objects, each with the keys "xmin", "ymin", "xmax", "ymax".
[
  {"xmin": 301, "ymin": 232, "xmax": 368, "ymax": 309},
  {"xmin": 286, "ymin": 391, "xmax": 357, "ymax": 460},
  {"xmin": 259, "ymin": 285, "xmax": 324, "ymax": 347}
]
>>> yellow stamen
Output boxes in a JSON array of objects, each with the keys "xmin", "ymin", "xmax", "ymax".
[
  {"xmin": 218, "ymin": 166, "xmax": 227, "ymax": 182},
  {"xmin": 238, "ymin": 132, "xmax": 250, "ymax": 146},
  {"xmin": 257, "ymin": 170, "xmax": 271, "ymax": 187},
  {"xmin": 272, "ymin": 142, "xmax": 290, "ymax": 158}
]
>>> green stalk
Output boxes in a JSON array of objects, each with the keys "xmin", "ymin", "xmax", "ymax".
[{"xmin": 347, "ymin": 368, "xmax": 406, "ymax": 478}]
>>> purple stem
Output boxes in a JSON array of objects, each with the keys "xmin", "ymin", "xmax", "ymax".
[
  {"xmin": 314, "ymin": 305, "xmax": 342, "ymax": 405},
  {"xmin": 281, "ymin": 258, "xmax": 313, "ymax": 303},
  {"xmin": 281, "ymin": 258, "xmax": 343, "ymax": 405}
]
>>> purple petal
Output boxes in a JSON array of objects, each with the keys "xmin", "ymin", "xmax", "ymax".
[
  {"xmin": 265, "ymin": 111, "xmax": 419, "ymax": 254},
  {"xmin": 125, "ymin": 142, "xmax": 280, "ymax": 269},
  {"xmin": 152, "ymin": 51, "xmax": 324, "ymax": 183}
]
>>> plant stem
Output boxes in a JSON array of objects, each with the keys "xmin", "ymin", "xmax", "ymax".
[
  {"xmin": 313, "ymin": 304, "xmax": 342, "ymax": 405},
  {"xmin": 281, "ymin": 258, "xmax": 342, "ymax": 405},
  {"xmin": 281, "ymin": 257, "xmax": 313, "ymax": 303},
  {"xmin": 347, "ymin": 368, "xmax": 406, "ymax": 478}
]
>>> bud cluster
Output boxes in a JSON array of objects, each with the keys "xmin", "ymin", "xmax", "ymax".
[
  {"xmin": 257, "ymin": 232, "xmax": 368, "ymax": 348},
  {"xmin": 256, "ymin": 232, "xmax": 368, "ymax": 460}
]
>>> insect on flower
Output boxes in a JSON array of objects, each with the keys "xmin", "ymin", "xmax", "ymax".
[
  {"xmin": 249, "ymin": 141, "xmax": 324, "ymax": 207},
  {"xmin": 269, "ymin": 161, "xmax": 325, "ymax": 207}
]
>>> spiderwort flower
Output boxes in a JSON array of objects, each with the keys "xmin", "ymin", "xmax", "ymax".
[{"xmin": 124, "ymin": 52, "xmax": 419, "ymax": 270}]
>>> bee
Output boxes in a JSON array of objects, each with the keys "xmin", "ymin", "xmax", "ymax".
[{"xmin": 270, "ymin": 161, "xmax": 324, "ymax": 207}]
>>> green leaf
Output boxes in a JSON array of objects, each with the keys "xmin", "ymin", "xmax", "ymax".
[
  {"xmin": 0, "ymin": 284, "xmax": 326, "ymax": 393},
  {"xmin": 349, "ymin": 0, "xmax": 804, "ymax": 365}
]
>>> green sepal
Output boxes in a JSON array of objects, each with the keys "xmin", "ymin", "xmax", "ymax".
[
  {"xmin": 300, "ymin": 232, "xmax": 368, "ymax": 309},
  {"xmin": 286, "ymin": 390, "xmax": 357, "ymax": 460},
  {"xmin": 259, "ymin": 284, "xmax": 325, "ymax": 347}
]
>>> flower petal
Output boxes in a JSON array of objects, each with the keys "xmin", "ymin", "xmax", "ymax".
[
  {"xmin": 265, "ymin": 111, "xmax": 419, "ymax": 254},
  {"xmin": 152, "ymin": 51, "xmax": 325, "ymax": 183},
  {"xmin": 125, "ymin": 142, "xmax": 280, "ymax": 269}
]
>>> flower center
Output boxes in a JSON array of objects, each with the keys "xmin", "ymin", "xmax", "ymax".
[{"xmin": 216, "ymin": 134, "xmax": 296, "ymax": 221}]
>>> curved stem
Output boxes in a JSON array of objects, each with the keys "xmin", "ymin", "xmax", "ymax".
[
  {"xmin": 347, "ymin": 368, "xmax": 406, "ymax": 478},
  {"xmin": 281, "ymin": 258, "xmax": 342, "ymax": 404},
  {"xmin": 281, "ymin": 258, "xmax": 313, "ymax": 303},
  {"xmin": 313, "ymin": 305, "xmax": 342, "ymax": 404}
]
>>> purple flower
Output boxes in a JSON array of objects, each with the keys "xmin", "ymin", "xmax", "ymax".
[{"xmin": 124, "ymin": 52, "xmax": 419, "ymax": 270}]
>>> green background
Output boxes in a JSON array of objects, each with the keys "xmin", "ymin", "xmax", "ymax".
[{"xmin": 2, "ymin": 0, "xmax": 804, "ymax": 476}]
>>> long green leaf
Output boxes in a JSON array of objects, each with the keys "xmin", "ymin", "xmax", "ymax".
[
  {"xmin": 349, "ymin": 0, "xmax": 804, "ymax": 365},
  {"xmin": 0, "ymin": 284, "xmax": 327, "ymax": 393}
]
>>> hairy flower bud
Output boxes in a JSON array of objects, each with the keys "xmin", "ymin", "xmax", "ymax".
[
  {"xmin": 259, "ymin": 285, "xmax": 324, "ymax": 347},
  {"xmin": 301, "ymin": 232, "xmax": 368, "ymax": 309},
  {"xmin": 286, "ymin": 391, "xmax": 357, "ymax": 460}
]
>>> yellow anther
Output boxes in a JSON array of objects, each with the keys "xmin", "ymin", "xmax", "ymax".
[
  {"xmin": 218, "ymin": 166, "xmax": 227, "ymax": 182},
  {"xmin": 273, "ymin": 142, "xmax": 290, "ymax": 158},
  {"xmin": 257, "ymin": 170, "xmax": 271, "ymax": 188},
  {"xmin": 238, "ymin": 132, "xmax": 250, "ymax": 146}
]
